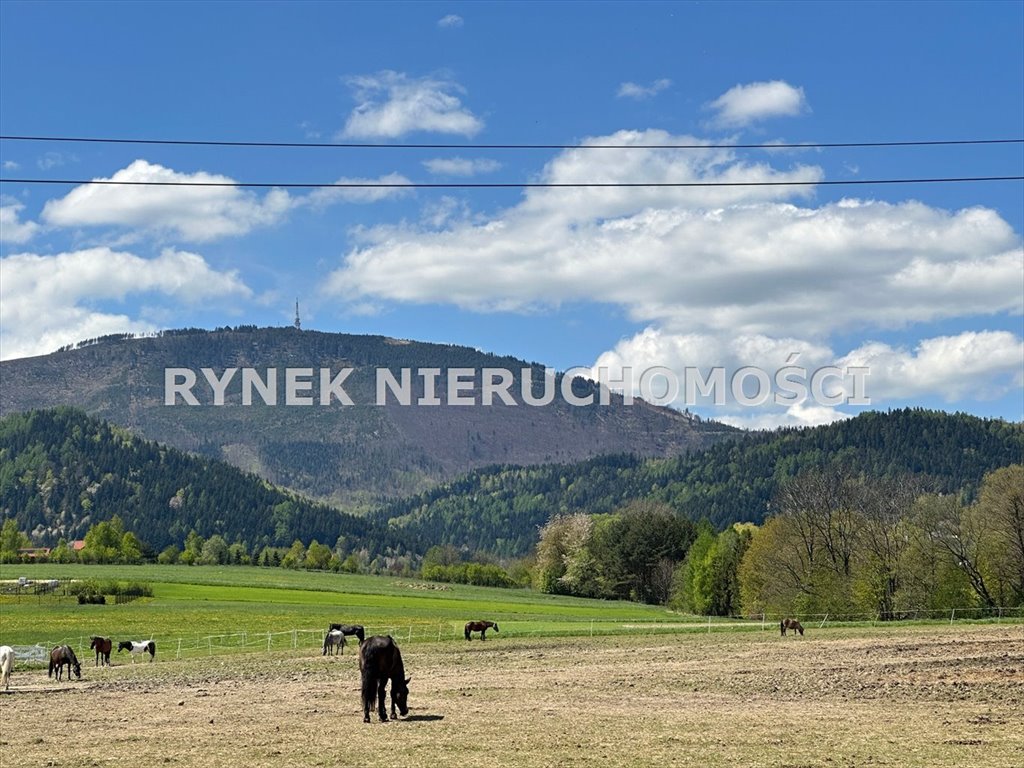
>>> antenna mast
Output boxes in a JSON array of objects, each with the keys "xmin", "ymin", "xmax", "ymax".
[{"xmin": 294, "ymin": 299, "xmax": 301, "ymax": 330}]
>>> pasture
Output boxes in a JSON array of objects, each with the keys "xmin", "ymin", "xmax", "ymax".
[{"xmin": 0, "ymin": 565, "xmax": 1022, "ymax": 766}]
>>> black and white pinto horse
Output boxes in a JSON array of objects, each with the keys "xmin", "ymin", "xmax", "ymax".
[
  {"xmin": 329, "ymin": 623, "xmax": 365, "ymax": 643},
  {"xmin": 118, "ymin": 640, "xmax": 156, "ymax": 662},
  {"xmin": 359, "ymin": 635, "xmax": 410, "ymax": 723},
  {"xmin": 49, "ymin": 645, "xmax": 82, "ymax": 680},
  {"xmin": 0, "ymin": 645, "xmax": 13, "ymax": 691},
  {"xmin": 323, "ymin": 629, "xmax": 347, "ymax": 656}
]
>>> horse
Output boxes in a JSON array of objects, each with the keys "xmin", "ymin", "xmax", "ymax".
[
  {"xmin": 359, "ymin": 635, "xmax": 410, "ymax": 723},
  {"xmin": 323, "ymin": 629, "xmax": 347, "ymax": 656},
  {"xmin": 0, "ymin": 646, "xmax": 13, "ymax": 691},
  {"xmin": 329, "ymin": 623, "xmax": 365, "ymax": 643},
  {"xmin": 118, "ymin": 640, "xmax": 156, "ymax": 662},
  {"xmin": 90, "ymin": 636, "xmax": 112, "ymax": 667},
  {"xmin": 465, "ymin": 620, "xmax": 499, "ymax": 640},
  {"xmin": 49, "ymin": 645, "xmax": 81, "ymax": 681},
  {"xmin": 780, "ymin": 618, "xmax": 805, "ymax": 636}
]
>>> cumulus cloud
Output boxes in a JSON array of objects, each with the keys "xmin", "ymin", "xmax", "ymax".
[
  {"xmin": 617, "ymin": 78, "xmax": 672, "ymax": 100},
  {"xmin": 422, "ymin": 157, "xmax": 502, "ymax": 176},
  {"xmin": 589, "ymin": 327, "xmax": 1023, "ymax": 412},
  {"xmin": 320, "ymin": 126, "xmax": 1023, "ymax": 418},
  {"xmin": 707, "ymin": 80, "xmax": 808, "ymax": 127},
  {"xmin": 437, "ymin": 14, "xmax": 463, "ymax": 28},
  {"xmin": 340, "ymin": 70, "xmax": 483, "ymax": 139},
  {"xmin": 324, "ymin": 129, "xmax": 1019, "ymax": 339},
  {"xmin": 0, "ymin": 198, "xmax": 39, "ymax": 243},
  {"xmin": 41, "ymin": 160, "xmax": 293, "ymax": 242},
  {"xmin": 0, "ymin": 247, "xmax": 252, "ymax": 360}
]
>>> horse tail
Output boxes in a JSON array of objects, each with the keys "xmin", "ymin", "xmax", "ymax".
[{"xmin": 464, "ymin": 623, "xmax": 471, "ymax": 640}]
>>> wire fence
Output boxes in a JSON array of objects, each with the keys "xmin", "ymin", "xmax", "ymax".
[{"xmin": 7, "ymin": 607, "xmax": 1021, "ymax": 668}]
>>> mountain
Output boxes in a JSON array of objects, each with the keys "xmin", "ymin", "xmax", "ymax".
[
  {"xmin": 371, "ymin": 409, "xmax": 1024, "ymax": 556},
  {"xmin": 0, "ymin": 327, "xmax": 734, "ymax": 507},
  {"xmin": 0, "ymin": 407, "xmax": 393, "ymax": 553}
]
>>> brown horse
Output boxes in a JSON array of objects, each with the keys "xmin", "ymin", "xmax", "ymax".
[
  {"xmin": 464, "ymin": 620, "xmax": 499, "ymax": 640},
  {"xmin": 359, "ymin": 635, "xmax": 410, "ymax": 723},
  {"xmin": 780, "ymin": 618, "xmax": 804, "ymax": 636},
  {"xmin": 90, "ymin": 636, "xmax": 112, "ymax": 666},
  {"xmin": 49, "ymin": 645, "xmax": 81, "ymax": 681}
]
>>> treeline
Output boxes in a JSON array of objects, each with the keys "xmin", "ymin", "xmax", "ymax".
[
  {"xmin": 0, "ymin": 515, "xmax": 420, "ymax": 577},
  {"xmin": 377, "ymin": 409, "xmax": 1023, "ymax": 556},
  {"xmin": 0, "ymin": 407, "xmax": 401, "ymax": 555},
  {"xmin": 534, "ymin": 464, "xmax": 1024, "ymax": 614}
]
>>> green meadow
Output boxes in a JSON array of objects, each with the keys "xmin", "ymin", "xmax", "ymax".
[{"xmin": 0, "ymin": 563, "xmax": 716, "ymax": 658}]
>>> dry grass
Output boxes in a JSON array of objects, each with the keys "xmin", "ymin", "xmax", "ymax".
[{"xmin": 1, "ymin": 624, "xmax": 1021, "ymax": 767}]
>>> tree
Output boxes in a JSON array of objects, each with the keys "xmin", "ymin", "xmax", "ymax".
[
  {"xmin": 158, "ymin": 545, "xmax": 180, "ymax": 565},
  {"xmin": 976, "ymin": 464, "xmax": 1024, "ymax": 605},
  {"xmin": 121, "ymin": 531, "xmax": 144, "ymax": 564},
  {"xmin": 304, "ymin": 539, "xmax": 332, "ymax": 570},
  {"xmin": 0, "ymin": 519, "xmax": 29, "ymax": 562},
  {"xmin": 198, "ymin": 535, "xmax": 229, "ymax": 566},
  {"xmin": 281, "ymin": 539, "xmax": 306, "ymax": 569},
  {"xmin": 80, "ymin": 516, "xmax": 126, "ymax": 563}
]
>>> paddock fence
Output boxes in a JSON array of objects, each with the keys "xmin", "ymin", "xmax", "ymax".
[{"xmin": 7, "ymin": 606, "xmax": 1021, "ymax": 668}]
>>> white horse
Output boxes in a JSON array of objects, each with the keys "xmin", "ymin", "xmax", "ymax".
[
  {"xmin": 322, "ymin": 629, "xmax": 346, "ymax": 656},
  {"xmin": 117, "ymin": 640, "xmax": 156, "ymax": 662},
  {"xmin": 0, "ymin": 646, "xmax": 13, "ymax": 690}
]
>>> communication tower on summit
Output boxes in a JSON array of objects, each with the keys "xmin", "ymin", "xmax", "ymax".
[{"xmin": 294, "ymin": 299, "xmax": 301, "ymax": 331}]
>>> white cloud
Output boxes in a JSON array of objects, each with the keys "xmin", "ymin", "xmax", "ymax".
[
  {"xmin": 40, "ymin": 160, "xmax": 293, "ymax": 242},
  {"xmin": 0, "ymin": 247, "xmax": 252, "ymax": 360},
  {"xmin": 37, "ymin": 152, "xmax": 69, "ymax": 170},
  {"xmin": 324, "ymin": 129, "xmax": 1020, "ymax": 339},
  {"xmin": 588, "ymin": 326, "xmax": 1023, "ymax": 415},
  {"xmin": 0, "ymin": 198, "xmax": 39, "ymax": 243},
  {"xmin": 303, "ymin": 172, "xmax": 414, "ymax": 207},
  {"xmin": 707, "ymin": 80, "xmax": 808, "ymax": 127},
  {"xmin": 340, "ymin": 71, "xmax": 483, "ymax": 139},
  {"xmin": 617, "ymin": 78, "xmax": 672, "ymax": 100},
  {"xmin": 438, "ymin": 14, "xmax": 463, "ymax": 28},
  {"xmin": 2, "ymin": 160, "xmax": 19, "ymax": 171},
  {"xmin": 422, "ymin": 157, "xmax": 501, "ymax": 176}
]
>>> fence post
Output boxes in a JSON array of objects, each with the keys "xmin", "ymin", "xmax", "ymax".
[
  {"xmin": 176, "ymin": 638, "xmax": 181, "ymax": 660},
  {"xmin": 761, "ymin": 613, "xmax": 765, "ymax": 632},
  {"xmin": 408, "ymin": 625, "xmax": 413, "ymax": 642},
  {"xmin": 267, "ymin": 633, "xmax": 272, "ymax": 652},
  {"xmin": 292, "ymin": 630, "xmax": 297, "ymax": 649},
  {"xmin": 950, "ymin": 608, "xmax": 955, "ymax": 625},
  {"xmin": 707, "ymin": 615, "xmax": 712, "ymax": 634},
  {"xmin": 819, "ymin": 614, "xmax": 828, "ymax": 629}
]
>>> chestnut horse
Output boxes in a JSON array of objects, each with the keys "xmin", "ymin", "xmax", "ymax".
[
  {"xmin": 780, "ymin": 618, "xmax": 805, "ymax": 636},
  {"xmin": 90, "ymin": 636, "xmax": 112, "ymax": 666},
  {"xmin": 465, "ymin": 620, "xmax": 499, "ymax": 640},
  {"xmin": 359, "ymin": 635, "xmax": 410, "ymax": 723},
  {"xmin": 49, "ymin": 645, "xmax": 81, "ymax": 681}
]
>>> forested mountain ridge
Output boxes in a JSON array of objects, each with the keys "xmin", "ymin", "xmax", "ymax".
[
  {"xmin": 0, "ymin": 327, "xmax": 731, "ymax": 507},
  {"xmin": 0, "ymin": 407, "xmax": 394, "ymax": 553},
  {"xmin": 372, "ymin": 409, "xmax": 1024, "ymax": 557}
]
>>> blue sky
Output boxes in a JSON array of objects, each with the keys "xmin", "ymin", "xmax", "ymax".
[{"xmin": 1, "ymin": 1, "xmax": 1022, "ymax": 428}]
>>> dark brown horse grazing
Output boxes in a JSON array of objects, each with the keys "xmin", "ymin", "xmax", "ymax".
[
  {"xmin": 464, "ymin": 620, "xmax": 499, "ymax": 640},
  {"xmin": 90, "ymin": 636, "xmax": 112, "ymax": 667},
  {"xmin": 359, "ymin": 635, "xmax": 410, "ymax": 723},
  {"xmin": 49, "ymin": 645, "xmax": 81, "ymax": 681},
  {"xmin": 329, "ymin": 623, "xmax": 365, "ymax": 643},
  {"xmin": 780, "ymin": 618, "xmax": 805, "ymax": 636}
]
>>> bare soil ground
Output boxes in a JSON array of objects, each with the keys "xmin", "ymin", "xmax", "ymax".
[{"xmin": 1, "ymin": 624, "xmax": 1021, "ymax": 767}]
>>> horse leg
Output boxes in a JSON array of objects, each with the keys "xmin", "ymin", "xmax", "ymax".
[{"xmin": 377, "ymin": 678, "xmax": 389, "ymax": 722}]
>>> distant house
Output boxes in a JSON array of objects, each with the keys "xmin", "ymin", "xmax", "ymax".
[
  {"xmin": 71, "ymin": 540, "xmax": 86, "ymax": 552},
  {"xmin": 17, "ymin": 547, "xmax": 51, "ymax": 560}
]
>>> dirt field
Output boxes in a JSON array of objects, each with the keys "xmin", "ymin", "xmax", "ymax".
[{"xmin": 1, "ymin": 624, "xmax": 1021, "ymax": 767}]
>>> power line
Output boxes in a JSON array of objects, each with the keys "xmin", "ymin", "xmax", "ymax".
[
  {"xmin": 1, "ymin": 134, "xmax": 1022, "ymax": 150},
  {"xmin": 0, "ymin": 176, "xmax": 1021, "ymax": 189}
]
